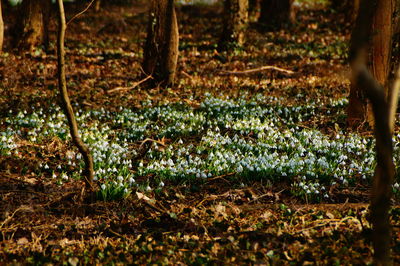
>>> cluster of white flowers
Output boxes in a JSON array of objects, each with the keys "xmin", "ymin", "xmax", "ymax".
[{"xmin": 2, "ymin": 94, "xmax": 400, "ymax": 201}]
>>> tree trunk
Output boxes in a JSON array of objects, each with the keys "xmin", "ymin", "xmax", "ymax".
[
  {"xmin": 349, "ymin": 0, "xmax": 397, "ymax": 264},
  {"xmin": 0, "ymin": 0, "xmax": 3, "ymax": 52},
  {"xmin": 15, "ymin": 0, "xmax": 45, "ymax": 51},
  {"xmin": 258, "ymin": 0, "xmax": 294, "ymax": 30},
  {"xmin": 142, "ymin": 0, "xmax": 179, "ymax": 87},
  {"xmin": 56, "ymin": 0, "xmax": 94, "ymax": 191},
  {"xmin": 218, "ymin": 0, "xmax": 248, "ymax": 51},
  {"xmin": 347, "ymin": 0, "xmax": 394, "ymax": 128}
]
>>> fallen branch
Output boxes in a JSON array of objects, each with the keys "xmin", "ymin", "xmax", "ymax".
[
  {"xmin": 139, "ymin": 137, "xmax": 168, "ymax": 149},
  {"xmin": 107, "ymin": 75, "xmax": 153, "ymax": 94},
  {"xmin": 219, "ymin": 65, "xmax": 295, "ymax": 76}
]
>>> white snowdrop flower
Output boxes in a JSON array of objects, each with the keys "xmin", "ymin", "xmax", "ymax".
[
  {"xmin": 178, "ymin": 139, "xmax": 183, "ymax": 144},
  {"xmin": 146, "ymin": 185, "xmax": 152, "ymax": 191},
  {"xmin": 394, "ymin": 183, "xmax": 399, "ymax": 189},
  {"xmin": 117, "ymin": 176, "xmax": 123, "ymax": 182},
  {"xmin": 129, "ymin": 177, "xmax": 135, "ymax": 184},
  {"xmin": 44, "ymin": 164, "xmax": 49, "ymax": 169},
  {"xmin": 52, "ymin": 173, "xmax": 57, "ymax": 179},
  {"xmin": 101, "ymin": 184, "xmax": 106, "ymax": 190},
  {"xmin": 159, "ymin": 181, "xmax": 165, "ymax": 187}
]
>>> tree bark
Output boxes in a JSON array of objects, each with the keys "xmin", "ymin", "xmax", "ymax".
[
  {"xmin": 56, "ymin": 0, "xmax": 94, "ymax": 190},
  {"xmin": 142, "ymin": 0, "xmax": 179, "ymax": 87},
  {"xmin": 348, "ymin": 0, "xmax": 395, "ymax": 128},
  {"xmin": 0, "ymin": 0, "xmax": 3, "ymax": 52},
  {"xmin": 258, "ymin": 0, "xmax": 294, "ymax": 30},
  {"xmin": 349, "ymin": 0, "xmax": 397, "ymax": 264},
  {"xmin": 15, "ymin": 0, "xmax": 45, "ymax": 51},
  {"xmin": 218, "ymin": 0, "xmax": 248, "ymax": 51}
]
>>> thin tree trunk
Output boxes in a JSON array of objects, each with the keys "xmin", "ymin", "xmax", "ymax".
[
  {"xmin": 258, "ymin": 0, "xmax": 294, "ymax": 30},
  {"xmin": 350, "ymin": 0, "xmax": 396, "ymax": 264},
  {"xmin": 142, "ymin": 0, "xmax": 179, "ymax": 87},
  {"xmin": 56, "ymin": 0, "xmax": 94, "ymax": 190},
  {"xmin": 218, "ymin": 0, "xmax": 248, "ymax": 51},
  {"xmin": 0, "ymin": 0, "xmax": 3, "ymax": 52}
]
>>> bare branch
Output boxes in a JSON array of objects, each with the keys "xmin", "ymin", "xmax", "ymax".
[{"xmin": 219, "ymin": 65, "xmax": 295, "ymax": 76}]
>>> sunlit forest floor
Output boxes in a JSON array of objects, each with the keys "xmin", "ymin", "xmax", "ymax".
[{"xmin": 1, "ymin": 0, "xmax": 400, "ymax": 264}]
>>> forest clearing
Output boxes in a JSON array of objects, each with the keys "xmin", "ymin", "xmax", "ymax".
[{"xmin": 0, "ymin": 0, "xmax": 400, "ymax": 264}]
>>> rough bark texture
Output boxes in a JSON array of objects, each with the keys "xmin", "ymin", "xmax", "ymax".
[
  {"xmin": 218, "ymin": 0, "xmax": 248, "ymax": 51},
  {"xmin": 258, "ymin": 0, "xmax": 294, "ymax": 29},
  {"xmin": 15, "ymin": 0, "xmax": 45, "ymax": 51},
  {"xmin": 350, "ymin": 0, "xmax": 396, "ymax": 264},
  {"xmin": 0, "ymin": 0, "xmax": 3, "ymax": 52},
  {"xmin": 57, "ymin": 0, "xmax": 94, "ymax": 190},
  {"xmin": 142, "ymin": 0, "xmax": 179, "ymax": 87},
  {"xmin": 348, "ymin": 0, "xmax": 394, "ymax": 127}
]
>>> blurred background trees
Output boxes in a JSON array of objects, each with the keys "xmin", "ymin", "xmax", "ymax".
[
  {"xmin": 258, "ymin": 0, "xmax": 294, "ymax": 30},
  {"xmin": 218, "ymin": 0, "xmax": 248, "ymax": 51},
  {"xmin": 142, "ymin": 0, "xmax": 179, "ymax": 87}
]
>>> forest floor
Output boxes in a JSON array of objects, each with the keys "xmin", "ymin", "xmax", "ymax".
[{"xmin": 1, "ymin": 0, "xmax": 400, "ymax": 264}]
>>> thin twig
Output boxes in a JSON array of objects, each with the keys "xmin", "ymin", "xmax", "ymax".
[
  {"xmin": 107, "ymin": 75, "xmax": 153, "ymax": 94},
  {"xmin": 66, "ymin": 0, "xmax": 95, "ymax": 27},
  {"xmin": 219, "ymin": 65, "xmax": 295, "ymax": 76}
]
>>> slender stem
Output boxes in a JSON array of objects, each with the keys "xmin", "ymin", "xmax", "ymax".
[{"xmin": 57, "ymin": 0, "xmax": 94, "ymax": 191}]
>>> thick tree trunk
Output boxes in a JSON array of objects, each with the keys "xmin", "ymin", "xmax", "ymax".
[
  {"xmin": 15, "ymin": 0, "xmax": 45, "ymax": 51},
  {"xmin": 0, "ymin": 0, "xmax": 3, "ymax": 52},
  {"xmin": 142, "ymin": 0, "xmax": 179, "ymax": 87},
  {"xmin": 348, "ymin": 0, "xmax": 394, "ymax": 127},
  {"xmin": 218, "ymin": 0, "xmax": 248, "ymax": 51},
  {"xmin": 258, "ymin": 0, "xmax": 294, "ymax": 29}
]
